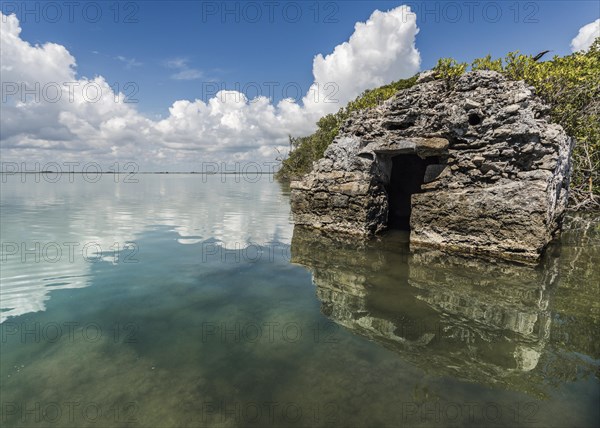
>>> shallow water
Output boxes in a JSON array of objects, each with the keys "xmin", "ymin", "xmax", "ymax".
[{"xmin": 0, "ymin": 174, "xmax": 598, "ymax": 427}]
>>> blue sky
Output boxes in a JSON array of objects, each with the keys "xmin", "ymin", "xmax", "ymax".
[
  {"xmin": 8, "ymin": 0, "xmax": 599, "ymax": 117},
  {"xmin": 1, "ymin": 1, "xmax": 599, "ymax": 169}
]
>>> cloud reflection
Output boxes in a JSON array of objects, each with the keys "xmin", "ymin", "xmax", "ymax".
[{"xmin": 0, "ymin": 174, "xmax": 293, "ymax": 322}]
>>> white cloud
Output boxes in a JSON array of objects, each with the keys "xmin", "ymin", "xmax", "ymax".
[
  {"xmin": 304, "ymin": 5, "xmax": 420, "ymax": 117},
  {"xmin": 0, "ymin": 6, "xmax": 420, "ymax": 169},
  {"xmin": 171, "ymin": 69, "xmax": 203, "ymax": 80},
  {"xmin": 571, "ymin": 18, "xmax": 600, "ymax": 52},
  {"xmin": 0, "ymin": 13, "xmax": 153, "ymax": 163},
  {"xmin": 115, "ymin": 55, "xmax": 142, "ymax": 69},
  {"xmin": 165, "ymin": 57, "xmax": 189, "ymax": 69},
  {"xmin": 165, "ymin": 57, "xmax": 204, "ymax": 80}
]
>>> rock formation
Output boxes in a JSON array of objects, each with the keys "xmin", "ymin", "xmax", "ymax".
[{"xmin": 290, "ymin": 71, "xmax": 574, "ymax": 262}]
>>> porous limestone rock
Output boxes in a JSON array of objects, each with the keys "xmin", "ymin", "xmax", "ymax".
[{"xmin": 290, "ymin": 71, "xmax": 573, "ymax": 262}]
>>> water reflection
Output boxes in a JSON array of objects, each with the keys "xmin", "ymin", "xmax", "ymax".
[
  {"xmin": 0, "ymin": 174, "xmax": 293, "ymax": 322},
  {"xmin": 0, "ymin": 175, "xmax": 598, "ymax": 427},
  {"xmin": 291, "ymin": 218, "xmax": 599, "ymax": 397}
]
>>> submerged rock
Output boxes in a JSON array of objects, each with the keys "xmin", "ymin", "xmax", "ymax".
[{"xmin": 290, "ymin": 71, "xmax": 573, "ymax": 262}]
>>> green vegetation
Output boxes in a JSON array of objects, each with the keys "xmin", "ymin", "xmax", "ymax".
[
  {"xmin": 433, "ymin": 39, "xmax": 600, "ymax": 209},
  {"xmin": 277, "ymin": 39, "xmax": 599, "ymax": 210},
  {"xmin": 275, "ymin": 75, "xmax": 418, "ymax": 180}
]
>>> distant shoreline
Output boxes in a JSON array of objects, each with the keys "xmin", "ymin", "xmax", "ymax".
[{"xmin": 0, "ymin": 172, "xmax": 276, "ymax": 175}]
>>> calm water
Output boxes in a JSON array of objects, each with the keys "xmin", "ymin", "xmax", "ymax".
[{"xmin": 0, "ymin": 174, "xmax": 598, "ymax": 428}]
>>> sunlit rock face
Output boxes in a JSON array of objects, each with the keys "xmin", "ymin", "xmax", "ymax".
[
  {"xmin": 291, "ymin": 71, "xmax": 574, "ymax": 262},
  {"xmin": 290, "ymin": 226, "xmax": 562, "ymax": 394}
]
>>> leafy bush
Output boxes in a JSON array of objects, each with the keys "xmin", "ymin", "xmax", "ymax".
[{"xmin": 471, "ymin": 54, "xmax": 503, "ymax": 73}]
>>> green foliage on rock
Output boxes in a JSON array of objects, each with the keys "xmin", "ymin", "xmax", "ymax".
[
  {"xmin": 433, "ymin": 38, "xmax": 600, "ymax": 209},
  {"xmin": 275, "ymin": 76, "xmax": 418, "ymax": 180},
  {"xmin": 471, "ymin": 54, "xmax": 504, "ymax": 73},
  {"xmin": 432, "ymin": 58, "xmax": 469, "ymax": 84}
]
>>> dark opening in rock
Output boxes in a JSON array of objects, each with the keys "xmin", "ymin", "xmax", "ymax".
[
  {"xmin": 386, "ymin": 155, "xmax": 438, "ymax": 231},
  {"xmin": 468, "ymin": 113, "xmax": 482, "ymax": 126},
  {"xmin": 383, "ymin": 120, "xmax": 414, "ymax": 131}
]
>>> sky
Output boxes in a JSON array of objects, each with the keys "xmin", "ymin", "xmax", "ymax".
[{"xmin": 1, "ymin": 1, "xmax": 599, "ymax": 171}]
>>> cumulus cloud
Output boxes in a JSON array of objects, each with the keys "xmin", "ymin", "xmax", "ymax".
[
  {"xmin": 304, "ymin": 5, "xmax": 420, "ymax": 117},
  {"xmin": 0, "ymin": 6, "xmax": 420, "ymax": 169},
  {"xmin": 570, "ymin": 18, "xmax": 600, "ymax": 52},
  {"xmin": 0, "ymin": 12, "xmax": 152, "ymax": 163}
]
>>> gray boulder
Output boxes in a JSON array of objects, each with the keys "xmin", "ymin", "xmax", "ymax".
[{"xmin": 290, "ymin": 71, "xmax": 573, "ymax": 262}]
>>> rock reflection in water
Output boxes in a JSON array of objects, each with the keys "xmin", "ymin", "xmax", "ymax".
[{"xmin": 290, "ymin": 224, "xmax": 593, "ymax": 396}]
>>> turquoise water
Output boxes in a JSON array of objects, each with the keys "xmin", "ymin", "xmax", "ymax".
[{"xmin": 0, "ymin": 174, "xmax": 598, "ymax": 427}]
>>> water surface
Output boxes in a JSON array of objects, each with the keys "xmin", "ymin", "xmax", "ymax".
[{"xmin": 1, "ymin": 174, "xmax": 598, "ymax": 427}]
